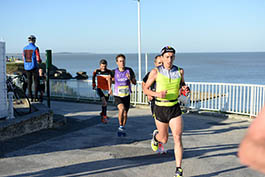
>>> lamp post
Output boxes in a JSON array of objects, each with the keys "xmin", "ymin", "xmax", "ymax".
[
  {"xmin": 46, "ymin": 50, "xmax": 52, "ymax": 108},
  {"xmin": 137, "ymin": 0, "xmax": 142, "ymax": 81}
]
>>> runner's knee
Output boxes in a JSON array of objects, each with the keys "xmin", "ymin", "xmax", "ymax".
[
  {"xmin": 123, "ymin": 110, "xmax": 128, "ymax": 116},
  {"xmin": 118, "ymin": 104, "xmax": 125, "ymax": 111},
  {"xmin": 172, "ymin": 134, "xmax": 182, "ymax": 145},
  {"xmin": 102, "ymin": 99, "xmax": 107, "ymax": 106}
]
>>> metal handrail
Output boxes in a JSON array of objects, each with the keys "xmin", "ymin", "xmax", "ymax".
[{"xmin": 50, "ymin": 79, "xmax": 265, "ymax": 117}]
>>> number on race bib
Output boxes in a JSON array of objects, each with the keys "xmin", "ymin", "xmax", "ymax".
[{"xmin": 118, "ymin": 86, "xmax": 129, "ymax": 97}]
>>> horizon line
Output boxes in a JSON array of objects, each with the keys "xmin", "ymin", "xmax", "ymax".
[{"xmin": 6, "ymin": 51, "xmax": 265, "ymax": 55}]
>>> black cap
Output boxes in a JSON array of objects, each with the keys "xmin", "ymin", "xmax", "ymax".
[
  {"xmin": 160, "ymin": 46, "xmax": 176, "ymax": 55},
  {"xmin": 28, "ymin": 35, "xmax": 36, "ymax": 40},
  {"xmin": 99, "ymin": 59, "xmax": 107, "ymax": 65}
]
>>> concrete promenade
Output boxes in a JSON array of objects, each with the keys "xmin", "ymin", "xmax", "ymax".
[{"xmin": 0, "ymin": 101, "xmax": 264, "ymax": 177}]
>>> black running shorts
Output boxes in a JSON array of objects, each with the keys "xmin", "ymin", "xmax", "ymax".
[
  {"xmin": 154, "ymin": 103, "xmax": 182, "ymax": 123},
  {"xmin": 38, "ymin": 84, "xmax": 45, "ymax": 92},
  {"xmin": 150, "ymin": 100, "xmax": 155, "ymax": 116},
  {"xmin": 96, "ymin": 88, "xmax": 109, "ymax": 101},
  {"xmin": 114, "ymin": 95, "xmax": 130, "ymax": 111}
]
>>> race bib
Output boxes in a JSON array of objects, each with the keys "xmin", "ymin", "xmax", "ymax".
[{"xmin": 118, "ymin": 85, "xmax": 129, "ymax": 97}]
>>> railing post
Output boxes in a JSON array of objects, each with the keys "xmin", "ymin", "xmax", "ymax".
[
  {"xmin": 224, "ymin": 89, "xmax": 229, "ymax": 112},
  {"xmin": 262, "ymin": 87, "xmax": 265, "ymax": 110},
  {"xmin": 137, "ymin": 84, "xmax": 142, "ymax": 104},
  {"xmin": 61, "ymin": 80, "xmax": 65, "ymax": 99},
  {"xmin": 134, "ymin": 84, "xmax": 137, "ymax": 106},
  {"xmin": 145, "ymin": 53, "xmax": 148, "ymax": 74},
  {"xmin": 46, "ymin": 50, "xmax": 52, "ymax": 108},
  {"xmin": 250, "ymin": 85, "xmax": 255, "ymax": 117},
  {"xmin": 218, "ymin": 84, "xmax": 221, "ymax": 111}
]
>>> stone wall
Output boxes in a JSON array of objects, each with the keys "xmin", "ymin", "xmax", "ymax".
[{"xmin": 0, "ymin": 103, "xmax": 53, "ymax": 141}]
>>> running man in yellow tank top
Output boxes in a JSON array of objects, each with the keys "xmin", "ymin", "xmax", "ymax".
[{"xmin": 143, "ymin": 46, "xmax": 190, "ymax": 177}]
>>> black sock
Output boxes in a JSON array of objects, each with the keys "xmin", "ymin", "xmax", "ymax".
[
  {"xmin": 102, "ymin": 106, "xmax": 107, "ymax": 116},
  {"xmin": 176, "ymin": 167, "xmax": 182, "ymax": 172}
]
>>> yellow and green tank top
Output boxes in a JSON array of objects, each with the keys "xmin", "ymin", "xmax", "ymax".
[{"xmin": 155, "ymin": 65, "xmax": 182, "ymax": 107}]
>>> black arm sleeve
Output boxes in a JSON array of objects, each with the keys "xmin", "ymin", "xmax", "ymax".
[
  {"xmin": 128, "ymin": 67, "xmax": 136, "ymax": 79},
  {"xmin": 111, "ymin": 69, "xmax": 115, "ymax": 78},
  {"xmin": 142, "ymin": 72, "xmax": 150, "ymax": 83}
]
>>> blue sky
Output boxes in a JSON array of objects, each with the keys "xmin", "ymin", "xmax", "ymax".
[{"xmin": 1, "ymin": 0, "xmax": 265, "ymax": 53}]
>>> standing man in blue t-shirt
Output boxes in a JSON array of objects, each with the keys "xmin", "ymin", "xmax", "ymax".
[{"xmin": 23, "ymin": 35, "xmax": 42, "ymax": 102}]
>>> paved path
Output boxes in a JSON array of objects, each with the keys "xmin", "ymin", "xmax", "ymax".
[{"xmin": 0, "ymin": 101, "xmax": 264, "ymax": 177}]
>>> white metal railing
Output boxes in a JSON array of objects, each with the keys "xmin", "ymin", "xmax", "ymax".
[
  {"xmin": 187, "ymin": 82, "xmax": 265, "ymax": 117},
  {"xmin": 50, "ymin": 79, "xmax": 265, "ymax": 117}
]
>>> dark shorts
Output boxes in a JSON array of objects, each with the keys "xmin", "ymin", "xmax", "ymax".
[
  {"xmin": 96, "ymin": 88, "xmax": 109, "ymax": 101},
  {"xmin": 150, "ymin": 100, "xmax": 155, "ymax": 116},
  {"xmin": 154, "ymin": 103, "xmax": 182, "ymax": 123},
  {"xmin": 38, "ymin": 84, "xmax": 45, "ymax": 92},
  {"xmin": 114, "ymin": 95, "xmax": 130, "ymax": 111}
]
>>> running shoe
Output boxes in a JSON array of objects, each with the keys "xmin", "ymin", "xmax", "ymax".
[
  {"xmin": 158, "ymin": 143, "xmax": 167, "ymax": 154},
  {"xmin": 117, "ymin": 126, "xmax": 125, "ymax": 137},
  {"xmin": 121, "ymin": 127, "xmax": 127, "ymax": 136},
  {"xmin": 174, "ymin": 167, "xmax": 183, "ymax": 177},
  {"xmin": 101, "ymin": 117, "xmax": 107, "ymax": 124},
  {"xmin": 100, "ymin": 112, "xmax": 109, "ymax": 120},
  {"xmin": 100, "ymin": 112, "xmax": 108, "ymax": 124},
  {"xmin": 151, "ymin": 130, "xmax": 159, "ymax": 152}
]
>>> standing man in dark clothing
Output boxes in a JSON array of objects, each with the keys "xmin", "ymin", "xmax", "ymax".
[
  {"xmin": 92, "ymin": 59, "xmax": 112, "ymax": 123},
  {"xmin": 23, "ymin": 35, "xmax": 42, "ymax": 102}
]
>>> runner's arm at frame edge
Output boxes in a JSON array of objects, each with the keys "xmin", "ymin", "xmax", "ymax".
[{"xmin": 238, "ymin": 106, "xmax": 265, "ymax": 174}]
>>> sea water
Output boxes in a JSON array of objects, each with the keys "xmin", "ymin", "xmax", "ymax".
[{"xmin": 7, "ymin": 52, "xmax": 265, "ymax": 85}]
